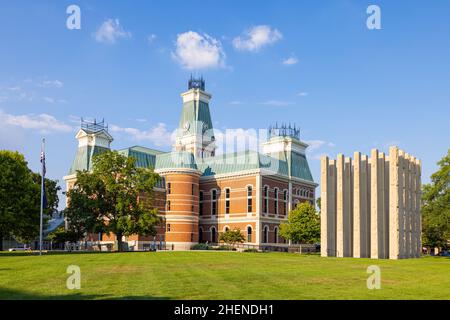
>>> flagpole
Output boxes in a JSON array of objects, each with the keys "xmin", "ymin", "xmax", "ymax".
[{"xmin": 39, "ymin": 138, "xmax": 45, "ymax": 255}]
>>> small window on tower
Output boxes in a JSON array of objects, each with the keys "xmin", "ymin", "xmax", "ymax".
[{"xmin": 167, "ymin": 182, "xmax": 171, "ymax": 194}]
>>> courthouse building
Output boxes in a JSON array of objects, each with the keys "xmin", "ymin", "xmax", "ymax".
[{"xmin": 64, "ymin": 78, "xmax": 317, "ymax": 250}]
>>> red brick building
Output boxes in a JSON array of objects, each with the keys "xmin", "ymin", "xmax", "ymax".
[{"xmin": 64, "ymin": 78, "xmax": 317, "ymax": 250}]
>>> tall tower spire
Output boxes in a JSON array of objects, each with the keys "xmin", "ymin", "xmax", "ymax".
[{"xmin": 174, "ymin": 77, "xmax": 216, "ymax": 159}]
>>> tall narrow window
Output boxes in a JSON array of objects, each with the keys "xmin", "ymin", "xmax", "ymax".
[
  {"xmin": 283, "ymin": 190, "xmax": 288, "ymax": 215},
  {"xmin": 263, "ymin": 226, "xmax": 269, "ymax": 243},
  {"xmin": 247, "ymin": 226, "xmax": 252, "ymax": 242},
  {"xmin": 166, "ymin": 200, "xmax": 171, "ymax": 211},
  {"xmin": 199, "ymin": 227, "xmax": 203, "ymax": 242},
  {"xmin": 211, "ymin": 189, "xmax": 217, "ymax": 216},
  {"xmin": 211, "ymin": 227, "xmax": 217, "ymax": 242},
  {"xmin": 192, "ymin": 184, "xmax": 195, "ymax": 195},
  {"xmin": 167, "ymin": 182, "xmax": 171, "ymax": 194},
  {"xmin": 225, "ymin": 188, "xmax": 230, "ymax": 214},
  {"xmin": 199, "ymin": 191, "xmax": 204, "ymax": 216},
  {"xmin": 247, "ymin": 186, "xmax": 253, "ymax": 213},
  {"xmin": 274, "ymin": 188, "xmax": 279, "ymax": 215},
  {"xmin": 167, "ymin": 223, "xmax": 171, "ymax": 232},
  {"xmin": 263, "ymin": 186, "xmax": 269, "ymax": 214},
  {"xmin": 274, "ymin": 227, "xmax": 279, "ymax": 244}
]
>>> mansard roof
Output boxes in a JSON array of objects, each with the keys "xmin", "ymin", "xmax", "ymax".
[{"xmin": 150, "ymin": 149, "xmax": 314, "ymax": 183}]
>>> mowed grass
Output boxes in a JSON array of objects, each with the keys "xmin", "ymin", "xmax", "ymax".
[{"xmin": 0, "ymin": 251, "xmax": 449, "ymax": 300}]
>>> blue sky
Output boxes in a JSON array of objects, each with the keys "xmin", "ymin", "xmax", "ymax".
[{"xmin": 0, "ymin": 0, "xmax": 449, "ymax": 209}]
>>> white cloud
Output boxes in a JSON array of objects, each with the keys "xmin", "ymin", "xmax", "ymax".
[
  {"xmin": 232, "ymin": 25, "xmax": 282, "ymax": 52},
  {"xmin": 172, "ymin": 31, "xmax": 226, "ymax": 70},
  {"xmin": 110, "ymin": 123, "xmax": 174, "ymax": 147},
  {"xmin": 229, "ymin": 101, "xmax": 245, "ymax": 105},
  {"xmin": 0, "ymin": 110, "xmax": 73, "ymax": 134},
  {"xmin": 304, "ymin": 140, "xmax": 335, "ymax": 160},
  {"xmin": 93, "ymin": 19, "xmax": 131, "ymax": 44},
  {"xmin": 305, "ymin": 140, "xmax": 328, "ymax": 151},
  {"xmin": 260, "ymin": 100, "xmax": 293, "ymax": 107},
  {"xmin": 297, "ymin": 92, "xmax": 308, "ymax": 97},
  {"xmin": 282, "ymin": 56, "xmax": 298, "ymax": 65},
  {"xmin": 147, "ymin": 34, "xmax": 157, "ymax": 44},
  {"xmin": 39, "ymin": 80, "xmax": 63, "ymax": 88}
]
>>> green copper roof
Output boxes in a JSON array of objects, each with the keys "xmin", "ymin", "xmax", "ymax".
[
  {"xmin": 152, "ymin": 150, "xmax": 313, "ymax": 182},
  {"xmin": 68, "ymin": 145, "xmax": 109, "ymax": 175},
  {"xmin": 155, "ymin": 151, "xmax": 198, "ymax": 170},
  {"xmin": 117, "ymin": 146, "xmax": 164, "ymax": 169},
  {"xmin": 290, "ymin": 152, "xmax": 314, "ymax": 181},
  {"xmin": 178, "ymin": 100, "xmax": 214, "ymax": 140}
]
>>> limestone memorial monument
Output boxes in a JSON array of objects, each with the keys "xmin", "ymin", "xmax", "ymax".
[{"xmin": 320, "ymin": 146, "xmax": 421, "ymax": 259}]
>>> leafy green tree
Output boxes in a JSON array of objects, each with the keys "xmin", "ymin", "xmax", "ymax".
[
  {"xmin": 421, "ymin": 150, "xmax": 450, "ymax": 250},
  {"xmin": 219, "ymin": 228, "xmax": 245, "ymax": 247},
  {"xmin": 65, "ymin": 151, "xmax": 162, "ymax": 251},
  {"xmin": 0, "ymin": 151, "xmax": 60, "ymax": 249},
  {"xmin": 279, "ymin": 202, "xmax": 320, "ymax": 244}
]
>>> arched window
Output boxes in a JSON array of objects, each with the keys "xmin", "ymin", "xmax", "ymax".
[
  {"xmin": 167, "ymin": 182, "xmax": 171, "ymax": 194},
  {"xmin": 211, "ymin": 227, "xmax": 217, "ymax": 243},
  {"xmin": 225, "ymin": 188, "xmax": 231, "ymax": 214},
  {"xmin": 191, "ymin": 184, "xmax": 195, "ymax": 195},
  {"xmin": 211, "ymin": 189, "xmax": 217, "ymax": 216},
  {"xmin": 263, "ymin": 186, "xmax": 269, "ymax": 214},
  {"xmin": 247, "ymin": 226, "xmax": 252, "ymax": 242},
  {"xmin": 274, "ymin": 227, "xmax": 279, "ymax": 244},
  {"xmin": 166, "ymin": 200, "xmax": 171, "ymax": 211},
  {"xmin": 224, "ymin": 226, "xmax": 230, "ymax": 232},
  {"xmin": 199, "ymin": 227, "xmax": 203, "ymax": 243},
  {"xmin": 274, "ymin": 187, "xmax": 279, "ymax": 215},
  {"xmin": 283, "ymin": 190, "xmax": 288, "ymax": 215},
  {"xmin": 263, "ymin": 226, "xmax": 269, "ymax": 243},
  {"xmin": 199, "ymin": 191, "xmax": 204, "ymax": 215},
  {"xmin": 247, "ymin": 186, "xmax": 253, "ymax": 213}
]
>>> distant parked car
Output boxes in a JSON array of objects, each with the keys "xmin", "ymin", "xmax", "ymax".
[{"xmin": 8, "ymin": 245, "xmax": 30, "ymax": 252}]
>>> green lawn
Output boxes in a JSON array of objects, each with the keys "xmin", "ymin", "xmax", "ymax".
[{"xmin": 0, "ymin": 251, "xmax": 449, "ymax": 300}]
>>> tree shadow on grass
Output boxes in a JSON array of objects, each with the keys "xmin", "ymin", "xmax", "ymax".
[{"xmin": 0, "ymin": 288, "xmax": 170, "ymax": 300}]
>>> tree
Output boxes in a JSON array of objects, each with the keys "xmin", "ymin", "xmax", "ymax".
[
  {"xmin": 65, "ymin": 151, "xmax": 162, "ymax": 251},
  {"xmin": 219, "ymin": 228, "xmax": 245, "ymax": 247},
  {"xmin": 279, "ymin": 202, "xmax": 320, "ymax": 244},
  {"xmin": 421, "ymin": 150, "xmax": 450, "ymax": 250},
  {"xmin": 0, "ymin": 151, "xmax": 60, "ymax": 250}
]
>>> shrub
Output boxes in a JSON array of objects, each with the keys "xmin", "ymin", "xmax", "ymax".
[
  {"xmin": 243, "ymin": 248, "xmax": 259, "ymax": 253},
  {"xmin": 191, "ymin": 243, "xmax": 211, "ymax": 250},
  {"xmin": 216, "ymin": 245, "xmax": 236, "ymax": 251}
]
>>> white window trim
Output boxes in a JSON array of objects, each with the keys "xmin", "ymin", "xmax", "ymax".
[
  {"xmin": 274, "ymin": 187, "xmax": 279, "ymax": 216},
  {"xmin": 211, "ymin": 188, "xmax": 218, "ymax": 217},
  {"xmin": 246, "ymin": 184, "xmax": 253, "ymax": 215},
  {"xmin": 263, "ymin": 185, "xmax": 269, "ymax": 215}
]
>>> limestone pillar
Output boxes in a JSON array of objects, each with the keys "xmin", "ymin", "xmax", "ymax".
[
  {"xmin": 371, "ymin": 149, "xmax": 382, "ymax": 259},
  {"xmin": 406, "ymin": 154, "xmax": 413, "ymax": 258},
  {"xmin": 389, "ymin": 146, "xmax": 400, "ymax": 259},
  {"xmin": 410, "ymin": 156, "xmax": 417, "ymax": 258},
  {"xmin": 344, "ymin": 157, "xmax": 353, "ymax": 257},
  {"xmin": 398, "ymin": 150, "xmax": 405, "ymax": 258},
  {"xmin": 416, "ymin": 159, "xmax": 422, "ymax": 257},
  {"xmin": 353, "ymin": 152, "xmax": 369, "ymax": 258},
  {"xmin": 336, "ymin": 154, "xmax": 345, "ymax": 257},
  {"xmin": 384, "ymin": 155, "xmax": 390, "ymax": 258},
  {"xmin": 321, "ymin": 157, "xmax": 331, "ymax": 257}
]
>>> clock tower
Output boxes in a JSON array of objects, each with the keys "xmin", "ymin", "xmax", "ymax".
[{"xmin": 174, "ymin": 76, "xmax": 216, "ymax": 158}]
